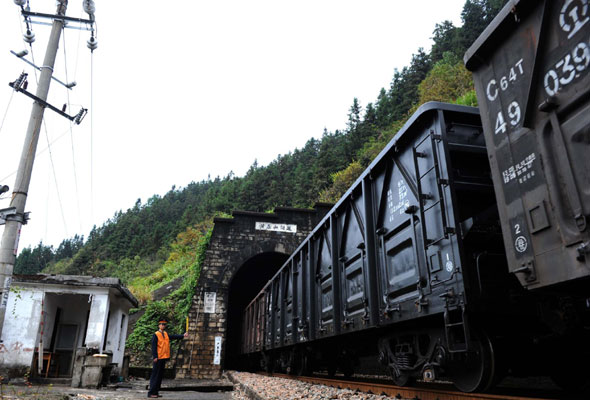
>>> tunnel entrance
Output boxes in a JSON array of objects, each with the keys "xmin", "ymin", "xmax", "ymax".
[
  {"xmin": 176, "ymin": 206, "xmax": 332, "ymax": 379},
  {"xmin": 224, "ymin": 251, "xmax": 289, "ymax": 369}
]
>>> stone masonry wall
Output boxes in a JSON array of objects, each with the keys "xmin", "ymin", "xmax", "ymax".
[{"xmin": 175, "ymin": 205, "xmax": 331, "ymax": 379}]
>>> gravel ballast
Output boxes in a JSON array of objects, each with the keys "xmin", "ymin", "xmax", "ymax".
[{"xmin": 228, "ymin": 371, "xmax": 398, "ymax": 400}]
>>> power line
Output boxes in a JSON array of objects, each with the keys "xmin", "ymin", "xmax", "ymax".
[
  {"xmin": 0, "ymin": 126, "xmax": 77, "ymax": 182},
  {"xmin": 0, "ymin": 90, "xmax": 15, "ymax": 137},
  {"xmin": 0, "ymin": 0, "xmax": 69, "ymax": 343},
  {"xmin": 4, "ymin": 0, "xmax": 96, "ymax": 240},
  {"xmin": 72, "ymin": 9, "xmax": 84, "ymax": 82},
  {"xmin": 90, "ymin": 49, "xmax": 94, "ymax": 225},
  {"xmin": 62, "ymin": 27, "xmax": 83, "ymax": 233},
  {"xmin": 42, "ymin": 116, "xmax": 69, "ymax": 237},
  {"xmin": 0, "ymin": 7, "xmax": 23, "ymax": 135},
  {"xmin": 44, "ymin": 161, "xmax": 51, "ymax": 242},
  {"xmin": 28, "ymin": 46, "xmax": 69, "ymax": 237}
]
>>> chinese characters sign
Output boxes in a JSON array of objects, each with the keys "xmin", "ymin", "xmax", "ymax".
[
  {"xmin": 204, "ymin": 292, "xmax": 216, "ymax": 313},
  {"xmin": 213, "ymin": 336, "xmax": 222, "ymax": 365},
  {"xmin": 255, "ymin": 222, "xmax": 297, "ymax": 233}
]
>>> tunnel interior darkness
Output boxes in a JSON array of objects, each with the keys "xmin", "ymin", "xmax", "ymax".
[{"xmin": 225, "ymin": 251, "xmax": 289, "ymax": 368}]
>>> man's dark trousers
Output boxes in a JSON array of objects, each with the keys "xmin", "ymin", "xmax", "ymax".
[{"xmin": 148, "ymin": 359, "xmax": 167, "ymax": 397}]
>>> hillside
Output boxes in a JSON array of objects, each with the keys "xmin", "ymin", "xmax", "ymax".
[{"xmin": 15, "ymin": 0, "xmax": 508, "ymax": 355}]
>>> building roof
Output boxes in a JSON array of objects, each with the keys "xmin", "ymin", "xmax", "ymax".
[{"xmin": 13, "ymin": 274, "xmax": 138, "ymax": 307}]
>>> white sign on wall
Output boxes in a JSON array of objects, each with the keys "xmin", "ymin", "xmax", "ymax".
[
  {"xmin": 204, "ymin": 292, "xmax": 216, "ymax": 313},
  {"xmin": 213, "ymin": 336, "xmax": 222, "ymax": 365},
  {"xmin": 255, "ymin": 222, "xmax": 297, "ymax": 233}
]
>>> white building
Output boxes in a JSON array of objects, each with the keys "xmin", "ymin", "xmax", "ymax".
[{"xmin": 0, "ymin": 274, "xmax": 137, "ymax": 379}]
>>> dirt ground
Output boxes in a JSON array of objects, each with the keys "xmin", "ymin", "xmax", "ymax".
[{"xmin": 0, "ymin": 377, "xmax": 235, "ymax": 400}]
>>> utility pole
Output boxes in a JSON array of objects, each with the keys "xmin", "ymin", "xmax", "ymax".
[{"xmin": 0, "ymin": 0, "xmax": 68, "ymax": 341}]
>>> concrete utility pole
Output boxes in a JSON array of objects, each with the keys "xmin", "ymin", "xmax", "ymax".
[{"xmin": 0, "ymin": 0, "xmax": 68, "ymax": 340}]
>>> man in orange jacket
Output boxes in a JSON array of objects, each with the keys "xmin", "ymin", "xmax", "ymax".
[{"xmin": 148, "ymin": 318, "xmax": 188, "ymax": 398}]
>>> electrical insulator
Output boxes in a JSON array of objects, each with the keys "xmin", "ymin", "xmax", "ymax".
[
  {"xmin": 87, "ymin": 36, "xmax": 98, "ymax": 51},
  {"xmin": 11, "ymin": 72, "xmax": 28, "ymax": 90},
  {"xmin": 24, "ymin": 29, "xmax": 35, "ymax": 44},
  {"xmin": 83, "ymin": 0, "xmax": 96, "ymax": 15},
  {"xmin": 13, "ymin": 0, "xmax": 26, "ymax": 6},
  {"xmin": 74, "ymin": 108, "xmax": 88, "ymax": 125}
]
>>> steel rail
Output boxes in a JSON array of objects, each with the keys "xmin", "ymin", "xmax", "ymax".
[{"xmin": 260, "ymin": 373, "xmax": 556, "ymax": 400}]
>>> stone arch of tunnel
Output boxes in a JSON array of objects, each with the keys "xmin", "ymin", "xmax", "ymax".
[
  {"xmin": 224, "ymin": 251, "xmax": 289, "ymax": 369},
  {"xmin": 175, "ymin": 205, "xmax": 331, "ymax": 379}
]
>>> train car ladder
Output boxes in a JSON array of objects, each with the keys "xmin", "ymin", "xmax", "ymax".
[
  {"xmin": 412, "ymin": 131, "xmax": 455, "ymax": 250},
  {"xmin": 443, "ymin": 304, "xmax": 469, "ymax": 353}
]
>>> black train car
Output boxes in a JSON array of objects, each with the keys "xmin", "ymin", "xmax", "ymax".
[
  {"xmin": 242, "ymin": 102, "xmax": 550, "ymax": 393},
  {"xmin": 241, "ymin": 3, "xmax": 590, "ymax": 393},
  {"xmin": 464, "ymin": 1, "xmax": 590, "ymax": 392},
  {"xmin": 465, "ymin": 0, "xmax": 590, "ymax": 290}
]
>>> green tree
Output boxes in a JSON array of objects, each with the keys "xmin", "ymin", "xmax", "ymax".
[
  {"xmin": 431, "ymin": 20, "xmax": 461, "ymax": 62},
  {"xmin": 318, "ymin": 161, "xmax": 365, "ymax": 203},
  {"xmin": 55, "ymin": 234, "xmax": 84, "ymax": 261},
  {"xmin": 417, "ymin": 52, "xmax": 474, "ymax": 105},
  {"xmin": 460, "ymin": 0, "xmax": 508, "ymax": 51},
  {"xmin": 15, "ymin": 242, "xmax": 54, "ymax": 274},
  {"xmin": 389, "ymin": 48, "xmax": 432, "ymax": 122}
]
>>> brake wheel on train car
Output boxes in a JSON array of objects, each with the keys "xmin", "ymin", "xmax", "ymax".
[{"xmin": 450, "ymin": 333, "xmax": 496, "ymax": 393}]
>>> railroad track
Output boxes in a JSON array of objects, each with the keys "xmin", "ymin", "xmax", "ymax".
[{"xmin": 259, "ymin": 373, "xmax": 563, "ymax": 400}]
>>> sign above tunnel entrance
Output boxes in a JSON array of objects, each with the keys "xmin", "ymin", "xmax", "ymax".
[{"xmin": 255, "ymin": 222, "xmax": 297, "ymax": 233}]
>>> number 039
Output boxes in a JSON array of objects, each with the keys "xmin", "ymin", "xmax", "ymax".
[{"xmin": 495, "ymin": 101, "xmax": 521, "ymax": 135}]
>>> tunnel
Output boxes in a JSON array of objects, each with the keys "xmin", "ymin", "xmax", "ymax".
[{"xmin": 224, "ymin": 251, "xmax": 289, "ymax": 369}]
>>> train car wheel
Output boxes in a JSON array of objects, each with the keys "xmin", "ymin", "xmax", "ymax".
[{"xmin": 451, "ymin": 333, "xmax": 495, "ymax": 393}]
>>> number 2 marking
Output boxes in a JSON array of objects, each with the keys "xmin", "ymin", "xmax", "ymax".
[{"xmin": 514, "ymin": 224, "xmax": 521, "ymax": 234}]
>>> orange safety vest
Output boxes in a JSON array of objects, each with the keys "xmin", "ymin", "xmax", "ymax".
[{"xmin": 155, "ymin": 331, "xmax": 170, "ymax": 359}]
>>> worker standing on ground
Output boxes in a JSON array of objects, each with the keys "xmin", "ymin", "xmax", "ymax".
[{"xmin": 148, "ymin": 318, "xmax": 188, "ymax": 398}]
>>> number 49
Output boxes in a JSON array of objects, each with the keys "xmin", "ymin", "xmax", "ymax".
[{"xmin": 495, "ymin": 101, "xmax": 521, "ymax": 135}]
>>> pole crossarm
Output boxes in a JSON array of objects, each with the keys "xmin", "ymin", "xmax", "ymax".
[
  {"xmin": 22, "ymin": 10, "xmax": 94, "ymax": 30},
  {"xmin": 0, "ymin": 208, "xmax": 29, "ymax": 226},
  {"xmin": 10, "ymin": 51, "xmax": 75, "ymax": 89},
  {"xmin": 9, "ymin": 77, "xmax": 88, "ymax": 125}
]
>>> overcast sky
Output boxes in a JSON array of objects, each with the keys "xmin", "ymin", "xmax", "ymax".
[{"xmin": 0, "ymin": 1, "xmax": 466, "ymax": 253}]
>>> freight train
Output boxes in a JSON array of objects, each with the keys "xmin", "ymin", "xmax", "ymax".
[{"xmin": 239, "ymin": 0, "xmax": 590, "ymax": 393}]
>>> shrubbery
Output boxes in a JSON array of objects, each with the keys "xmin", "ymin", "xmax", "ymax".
[{"xmin": 126, "ymin": 227, "xmax": 212, "ymax": 353}]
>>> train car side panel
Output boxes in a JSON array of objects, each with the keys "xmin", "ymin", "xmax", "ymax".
[
  {"xmin": 311, "ymin": 217, "xmax": 340, "ymax": 339},
  {"xmin": 465, "ymin": 0, "xmax": 590, "ymax": 290},
  {"xmin": 282, "ymin": 262, "xmax": 295, "ymax": 346},
  {"xmin": 336, "ymin": 185, "xmax": 371, "ymax": 334}
]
